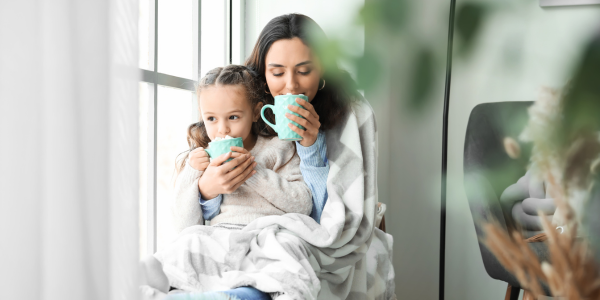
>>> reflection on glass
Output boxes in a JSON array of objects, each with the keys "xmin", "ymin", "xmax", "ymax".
[
  {"xmin": 156, "ymin": 85, "xmax": 196, "ymax": 250},
  {"xmin": 201, "ymin": 0, "xmax": 227, "ymax": 76},
  {"xmin": 139, "ymin": 0, "xmax": 153, "ymax": 70},
  {"xmin": 157, "ymin": 0, "xmax": 194, "ymax": 79}
]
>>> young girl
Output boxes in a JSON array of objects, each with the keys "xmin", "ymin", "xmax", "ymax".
[
  {"xmin": 171, "ymin": 64, "xmax": 312, "ymax": 230},
  {"xmin": 141, "ymin": 65, "xmax": 313, "ymax": 299}
]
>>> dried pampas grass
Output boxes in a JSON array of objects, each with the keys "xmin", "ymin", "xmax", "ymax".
[
  {"xmin": 504, "ymin": 137, "xmax": 521, "ymax": 159},
  {"xmin": 484, "ymin": 86, "xmax": 600, "ymax": 299},
  {"xmin": 484, "ymin": 177, "xmax": 600, "ymax": 299}
]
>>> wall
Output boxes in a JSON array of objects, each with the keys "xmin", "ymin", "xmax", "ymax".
[
  {"xmin": 368, "ymin": 0, "xmax": 451, "ymax": 298},
  {"xmin": 445, "ymin": 1, "xmax": 600, "ymax": 299},
  {"xmin": 243, "ymin": 0, "xmax": 365, "ymax": 62}
]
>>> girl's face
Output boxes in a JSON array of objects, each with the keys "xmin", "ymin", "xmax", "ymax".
[
  {"xmin": 199, "ymin": 85, "xmax": 262, "ymax": 144},
  {"xmin": 264, "ymin": 37, "xmax": 323, "ymax": 102}
]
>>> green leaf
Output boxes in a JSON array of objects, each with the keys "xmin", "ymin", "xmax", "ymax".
[
  {"xmin": 359, "ymin": 0, "xmax": 409, "ymax": 33},
  {"xmin": 562, "ymin": 35, "xmax": 600, "ymax": 142},
  {"xmin": 408, "ymin": 48, "xmax": 436, "ymax": 111},
  {"xmin": 355, "ymin": 48, "xmax": 382, "ymax": 91},
  {"xmin": 455, "ymin": 3, "xmax": 488, "ymax": 56}
]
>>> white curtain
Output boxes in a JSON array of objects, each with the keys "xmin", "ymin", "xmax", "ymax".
[{"xmin": 0, "ymin": 0, "xmax": 139, "ymax": 299}]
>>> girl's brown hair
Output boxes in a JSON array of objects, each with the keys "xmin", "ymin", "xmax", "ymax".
[
  {"xmin": 176, "ymin": 64, "xmax": 276, "ymax": 173},
  {"xmin": 245, "ymin": 13, "xmax": 361, "ymax": 131}
]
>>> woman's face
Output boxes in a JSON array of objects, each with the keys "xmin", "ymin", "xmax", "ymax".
[{"xmin": 264, "ymin": 37, "xmax": 322, "ymax": 102}]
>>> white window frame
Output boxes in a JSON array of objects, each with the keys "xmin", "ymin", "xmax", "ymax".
[{"xmin": 140, "ymin": 0, "xmax": 243, "ymax": 254}]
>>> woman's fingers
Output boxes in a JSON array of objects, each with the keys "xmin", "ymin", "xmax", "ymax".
[
  {"xmin": 286, "ymin": 103, "xmax": 321, "ymax": 131},
  {"xmin": 288, "ymin": 123, "xmax": 308, "ymax": 137},
  {"xmin": 231, "ymin": 161, "xmax": 256, "ymax": 184},
  {"xmin": 209, "ymin": 152, "xmax": 232, "ymax": 167},
  {"xmin": 229, "ymin": 146, "xmax": 249, "ymax": 154},
  {"xmin": 287, "ymin": 104, "xmax": 312, "ymax": 119},
  {"xmin": 223, "ymin": 155, "xmax": 255, "ymax": 181},
  {"xmin": 295, "ymin": 98, "xmax": 319, "ymax": 119},
  {"xmin": 285, "ymin": 113, "xmax": 311, "ymax": 128},
  {"xmin": 219, "ymin": 153, "xmax": 251, "ymax": 172},
  {"xmin": 230, "ymin": 166, "xmax": 257, "ymax": 191}
]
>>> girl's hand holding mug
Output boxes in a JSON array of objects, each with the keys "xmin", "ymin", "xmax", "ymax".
[
  {"xmin": 285, "ymin": 98, "xmax": 321, "ymax": 147},
  {"xmin": 188, "ymin": 147, "xmax": 210, "ymax": 171},
  {"xmin": 198, "ymin": 147, "xmax": 256, "ymax": 199}
]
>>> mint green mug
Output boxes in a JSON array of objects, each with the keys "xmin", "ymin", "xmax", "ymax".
[
  {"xmin": 205, "ymin": 137, "xmax": 243, "ymax": 162},
  {"xmin": 260, "ymin": 94, "xmax": 308, "ymax": 141}
]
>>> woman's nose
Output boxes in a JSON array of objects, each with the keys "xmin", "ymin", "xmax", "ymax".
[{"xmin": 285, "ymin": 73, "xmax": 299, "ymax": 93}]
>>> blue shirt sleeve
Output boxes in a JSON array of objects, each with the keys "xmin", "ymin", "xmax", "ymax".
[
  {"xmin": 296, "ymin": 131, "xmax": 329, "ymax": 223},
  {"xmin": 199, "ymin": 193, "xmax": 223, "ymax": 220}
]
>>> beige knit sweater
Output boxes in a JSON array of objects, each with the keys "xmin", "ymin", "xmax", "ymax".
[{"xmin": 171, "ymin": 135, "xmax": 312, "ymax": 232}]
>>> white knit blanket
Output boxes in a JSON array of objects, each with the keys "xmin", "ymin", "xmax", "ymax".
[{"xmin": 155, "ymin": 100, "xmax": 395, "ymax": 300}]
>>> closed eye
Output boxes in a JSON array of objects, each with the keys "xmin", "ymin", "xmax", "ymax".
[
  {"xmin": 273, "ymin": 73, "xmax": 283, "ymax": 77},
  {"xmin": 299, "ymin": 70, "xmax": 311, "ymax": 75}
]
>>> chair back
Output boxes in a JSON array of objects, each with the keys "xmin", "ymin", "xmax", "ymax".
[{"xmin": 463, "ymin": 101, "xmax": 533, "ymax": 287}]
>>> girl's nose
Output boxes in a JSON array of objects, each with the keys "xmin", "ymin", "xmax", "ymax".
[{"xmin": 218, "ymin": 122, "xmax": 230, "ymax": 135}]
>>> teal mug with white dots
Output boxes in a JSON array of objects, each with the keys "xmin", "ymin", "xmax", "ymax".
[{"xmin": 260, "ymin": 94, "xmax": 308, "ymax": 141}]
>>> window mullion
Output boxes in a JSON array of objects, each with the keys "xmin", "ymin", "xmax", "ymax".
[
  {"xmin": 231, "ymin": 0, "xmax": 244, "ymax": 65},
  {"xmin": 148, "ymin": 0, "xmax": 159, "ymax": 255}
]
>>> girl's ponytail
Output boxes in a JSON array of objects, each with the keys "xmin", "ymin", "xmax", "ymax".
[{"xmin": 176, "ymin": 121, "xmax": 211, "ymax": 174}]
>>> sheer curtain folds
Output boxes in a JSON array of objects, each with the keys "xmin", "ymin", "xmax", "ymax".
[{"xmin": 0, "ymin": 0, "xmax": 139, "ymax": 299}]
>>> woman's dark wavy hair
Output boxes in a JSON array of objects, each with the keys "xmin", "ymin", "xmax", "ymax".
[
  {"xmin": 245, "ymin": 13, "xmax": 361, "ymax": 131},
  {"xmin": 176, "ymin": 64, "xmax": 276, "ymax": 174}
]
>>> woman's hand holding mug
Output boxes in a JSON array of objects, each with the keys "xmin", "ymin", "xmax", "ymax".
[
  {"xmin": 198, "ymin": 147, "xmax": 256, "ymax": 199},
  {"xmin": 286, "ymin": 98, "xmax": 321, "ymax": 147}
]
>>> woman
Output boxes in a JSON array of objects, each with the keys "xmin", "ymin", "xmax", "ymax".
[{"xmin": 246, "ymin": 13, "xmax": 362, "ymax": 224}]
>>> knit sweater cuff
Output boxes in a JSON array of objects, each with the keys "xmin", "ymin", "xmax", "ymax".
[
  {"xmin": 296, "ymin": 131, "xmax": 326, "ymax": 167},
  {"xmin": 181, "ymin": 161, "xmax": 203, "ymax": 185}
]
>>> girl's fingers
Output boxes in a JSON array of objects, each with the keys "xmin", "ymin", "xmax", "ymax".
[
  {"xmin": 191, "ymin": 147, "xmax": 204, "ymax": 153},
  {"xmin": 191, "ymin": 148, "xmax": 208, "ymax": 158}
]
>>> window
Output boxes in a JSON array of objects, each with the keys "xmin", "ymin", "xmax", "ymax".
[{"xmin": 139, "ymin": 0, "xmax": 236, "ymax": 257}]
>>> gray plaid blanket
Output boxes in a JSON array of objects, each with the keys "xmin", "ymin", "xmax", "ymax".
[{"xmin": 155, "ymin": 100, "xmax": 395, "ymax": 300}]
